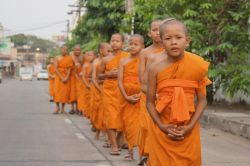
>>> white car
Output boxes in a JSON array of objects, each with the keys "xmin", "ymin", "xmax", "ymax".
[
  {"xmin": 37, "ymin": 70, "xmax": 48, "ymax": 80},
  {"xmin": 20, "ymin": 72, "xmax": 33, "ymax": 81}
]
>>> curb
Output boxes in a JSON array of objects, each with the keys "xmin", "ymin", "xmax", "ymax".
[{"xmin": 200, "ymin": 113, "xmax": 250, "ymax": 139}]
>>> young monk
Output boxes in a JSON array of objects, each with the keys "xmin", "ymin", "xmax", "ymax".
[
  {"xmin": 75, "ymin": 52, "xmax": 85, "ymax": 115},
  {"xmin": 82, "ymin": 51, "xmax": 96, "ymax": 119},
  {"xmin": 118, "ymin": 34, "xmax": 144, "ymax": 160},
  {"xmin": 54, "ymin": 45, "xmax": 74, "ymax": 114},
  {"xmin": 91, "ymin": 43, "xmax": 112, "ymax": 140},
  {"xmin": 47, "ymin": 57, "xmax": 56, "ymax": 102},
  {"xmin": 99, "ymin": 33, "xmax": 129, "ymax": 155},
  {"xmin": 137, "ymin": 19, "xmax": 165, "ymax": 163},
  {"xmin": 69, "ymin": 45, "xmax": 82, "ymax": 114},
  {"xmin": 146, "ymin": 19, "xmax": 211, "ymax": 166}
]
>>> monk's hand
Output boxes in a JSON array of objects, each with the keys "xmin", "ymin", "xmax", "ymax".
[
  {"xmin": 175, "ymin": 125, "xmax": 192, "ymax": 137},
  {"xmin": 126, "ymin": 95, "xmax": 140, "ymax": 104},
  {"xmin": 160, "ymin": 124, "xmax": 184, "ymax": 141},
  {"xmin": 86, "ymin": 84, "xmax": 91, "ymax": 90}
]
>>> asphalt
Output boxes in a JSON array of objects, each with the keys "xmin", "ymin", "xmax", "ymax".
[{"xmin": 0, "ymin": 79, "xmax": 249, "ymax": 166}]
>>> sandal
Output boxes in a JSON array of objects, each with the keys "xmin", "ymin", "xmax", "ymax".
[
  {"xmin": 124, "ymin": 153, "xmax": 134, "ymax": 161},
  {"xmin": 103, "ymin": 143, "xmax": 111, "ymax": 148},
  {"xmin": 138, "ymin": 157, "xmax": 147, "ymax": 165},
  {"xmin": 109, "ymin": 151, "xmax": 120, "ymax": 155},
  {"xmin": 121, "ymin": 144, "xmax": 129, "ymax": 149},
  {"xmin": 69, "ymin": 110, "xmax": 75, "ymax": 114}
]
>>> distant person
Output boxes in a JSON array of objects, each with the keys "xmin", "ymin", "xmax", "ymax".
[
  {"xmin": 47, "ymin": 57, "xmax": 56, "ymax": 102},
  {"xmin": 69, "ymin": 45, "xmax": 82, "ymax": 114},
  {"xmin": 54, "ymin": 45, "xmax": 74, "ymax": 114}
]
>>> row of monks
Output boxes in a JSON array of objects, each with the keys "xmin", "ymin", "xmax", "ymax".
[{"xmin": 47, "ymin": 18, "xmax": 211, "ymax": 166}]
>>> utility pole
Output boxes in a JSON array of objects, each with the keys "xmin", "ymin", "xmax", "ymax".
[{"xmin": 66, "ymin": 19, "xmax": 70, "ymax": 40}]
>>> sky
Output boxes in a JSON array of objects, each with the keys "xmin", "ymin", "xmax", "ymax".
[{"xmin": 0, "ymin": 0, "xmax": 75, "ymax": 40}]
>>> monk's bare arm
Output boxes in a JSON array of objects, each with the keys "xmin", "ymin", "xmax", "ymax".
[
  {"xmin": 92, "ymin": 62, "xmax": 102, "ymax": 92},
  {"xmin": 146, "ymin": 66, "xmax": 162, "ymax": 127},
  {"xmin": 82, "ymin": 64, "xmax": 90, "ymax": 88},
  {"xmin": 54, "ymin": 57, "xmax": 63, "ymax": 80},
  {"xmin": 65, "ymin": 69, "xmax": 71, "ymax": 82},
  {"xmin": 98, "ymin": 58, "xmax": 106, "ymax": 80},
  {"xmin": 138, "ymin": 50, "xmax": 146, "ymax": 84},
  {"xmin": 118, "ymin": 60, "xmax": 128, "ymax": 99},
  {"xmin": 189, "ymin": 91, "xmax": 207, "ymax": 128}
]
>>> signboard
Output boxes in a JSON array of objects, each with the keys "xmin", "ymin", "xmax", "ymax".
[{"xmin": 0, "ymin": 38, "xmax": 11, "ymax": 56}]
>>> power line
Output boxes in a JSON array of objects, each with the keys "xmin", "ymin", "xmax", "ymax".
[{"xmin": 5, "ymin": 20, "xmax": 68, "ymax": 36}]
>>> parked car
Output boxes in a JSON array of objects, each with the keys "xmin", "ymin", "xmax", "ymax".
[
  {"xmin": 0, "ymin": 71, "xmax": 2, "ymax": 84},
  {"xmin": 37, "ymin": 70, "xmax": 48, "ymax": 80},
  {"xmin": 20, "ymin": 72, "xmax": 33, "ymax": 81}
]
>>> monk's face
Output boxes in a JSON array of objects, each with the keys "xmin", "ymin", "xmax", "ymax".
[
  {"xmin": 101, "ymin": 44, "xmax": 113, "ymax": 57},
  {"xmin": 161, "ymin": 23, "xmax": 190, "ymax": 58},
  {"xmin": 50, "ymin": 58, "xmax": 54, "ymax": 64},
  {"xmin": 128, "ymin": 37, "xmax": 144, "ymax": 55},
  {"xmin": 73, "ymin": 46, "xmax": 81, "ymax": 57},
  {"xmin": 148, "ymin": 21, "xmax": 162, "ymax": 43},
  {"xmin": 110, "ymin": 34, "xmax": 123, "ymax": 51},
  {"xmin": 87, "ymin": 52, "xmax": 96, "ymax": 62},
  {"xmin": 61, "ymin": 46, "xmax": 68, "ymax": 56}
]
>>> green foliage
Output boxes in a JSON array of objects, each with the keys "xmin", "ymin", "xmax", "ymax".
[
  {"xmin": 68, "ymin": 0, "xmax": 126, "ymax": 51},
  {"xmin": 70, "ymin": 0, "xmax": 250, "ymax": 101},
  {"xmin": 9, "ymin": 34, "xmax": 56, "ymax": 53}
]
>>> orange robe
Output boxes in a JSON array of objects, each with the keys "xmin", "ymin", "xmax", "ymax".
[
  {"xmin": 48, "ymin": 64, "xmax": 55, "ymax": 97},
  {"xmin": 120, "ymin": 57, "xmax": 140, "ymax": 150},
  {"xmin": 82, "ymin": 65, "xmax": 91, "ymax": 118},
  {"xmin": 148, "ymin": 51, "xmax": 211, "ymax": 166},
  {"xmin": 54, "ymin": 55, "xmax": 74, "ymax": 103},
  {"xmin": 102, "ymin": 51, "xmax": 129, "ymax": 129},
  {"xmin": 138, "ymin": 47, "xmax": 164, "ymax": 156},
  {"xmin": 75, "ymin": 65, "xmax": 84, "ymax": 112},
  {"xmin": 69, "ymin": 62, "xmax": 77, "ymax": 103}
]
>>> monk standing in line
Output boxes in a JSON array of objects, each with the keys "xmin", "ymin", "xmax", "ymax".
[
  {"xmin": 99, "ymin": 33, "xmax": 129, "ymax": 155},
  {"xmin": 137, "ymin": 19, "xmax": 165, "ymax": 164},
  {"xmin": 47, "ymin": 57, "xmax": 56, "ymax": 102},
  {"xmin": 82, "ymin": 51, "xmax": 96, "ymax": 119},
  {"xmin": 54, "ymin": 45, "xmax": 74, "ymax": 114},
  {"xmin": 91, "ymin": 43, "xmax": 112, "ymax": 140},
  {"xmin": 69, "ymin": 45, "xmax": 82, "ymax": 114},
  {"xmin": 118, "ymin": 34, "xmax": 144, "ymax": 160},
  {"xmin": 146, "ymin": 19, "xmax": 211, "ymax": 166}
]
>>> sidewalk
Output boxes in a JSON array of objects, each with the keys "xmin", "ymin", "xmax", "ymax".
[{"xmin": 201, "ymin": 105, "xmax": 250, "ymax": 139}]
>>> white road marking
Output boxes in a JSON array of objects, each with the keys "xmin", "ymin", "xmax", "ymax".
[
  {"xmin": 64, "ymin": 118, "xmax": 72, "ymax": 124},
  {"xmin": 75, "ymin": 133, "xmax": 86, "ymax": 140}
]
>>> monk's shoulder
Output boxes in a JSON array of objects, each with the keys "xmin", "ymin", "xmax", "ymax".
[
  {"xmin": 120, "ymin": 57, "xmax": 131, "ymax": 66},
  {"xmin": 186, "ymin": 52, "xmax": 209, "ymax": 67}
]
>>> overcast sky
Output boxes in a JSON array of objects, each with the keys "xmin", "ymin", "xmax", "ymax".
[{"xmin": 0, "ymin": 0, "xmax": 74, "ymax": 40}]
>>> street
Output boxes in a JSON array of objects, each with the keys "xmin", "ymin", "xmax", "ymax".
[{"xmin": 0, "ymin": 79, "xmax": 250, "ymax": 166}]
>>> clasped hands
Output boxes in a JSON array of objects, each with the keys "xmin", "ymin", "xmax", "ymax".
[{"xmin": 159, "ymin": 123, "xmax": 192, "ymax": 141}]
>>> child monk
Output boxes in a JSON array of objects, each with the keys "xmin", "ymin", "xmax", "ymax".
[
  {"xmin": 69, "ymin": 45, "xmax": 82, "ymax": 114},
  {"xmin": 82, "ymin": 51, "xmax": 96, "ymax": 119},
  {"xmin": 137, "ymin": 19, "xmax": 165, "ymax": 163},
  {"xmin": 146, "ymin": 19, "xmax": 211, "ymax": 166},
  {"xmin": 99, "ymin": 33, "xmax": 129, "ymax": 155},
  {"xmin": 91, "ymin": 43, "xmax": 112, "ymax": 140},
  {"xmin": 54, "ymin": 45, "xmax": 74, "ymax": 114},
  {"xmin": 47, "ymin": 57, "xmax": 56, "ymax": 102},
  {"xmin": 118, "ymin": 34, "xmax": 144, "ymax": 160}
]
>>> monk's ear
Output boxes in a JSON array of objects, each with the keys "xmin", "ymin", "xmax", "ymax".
[
  {"xmin": 147, "ymin": 31, "xmax": 151, "ymax": 38},
  {"xmin": 186, "ymin": 36, "xmax": 191, "ymax": 48}
]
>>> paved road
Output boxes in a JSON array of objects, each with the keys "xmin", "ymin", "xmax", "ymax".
[{"xmin": 0, "ymin": 79, "xmax": 249, "ymax": 166}]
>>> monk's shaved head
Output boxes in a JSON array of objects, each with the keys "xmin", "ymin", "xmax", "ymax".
[
  {"xmin": 98, "ymin": 42, "xmax": 110, "ymax": 51},
  {"xmin": 74, "ymin": 44, "xmax": 81, "ymax": 50},
  {"xmin": 150, "ymin": 19, "xmax": 162, "ymax": 29},
  {"xmin": 159, "ymin": 18, "xmax": 188, "ymax": 37},
  {"xmin": 111, "ymin": 33, "xmax": 125, "ymax": 42},
  {"xmin": 129, "ymin": 34, "xmax": 144, "ymax": 44}
]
